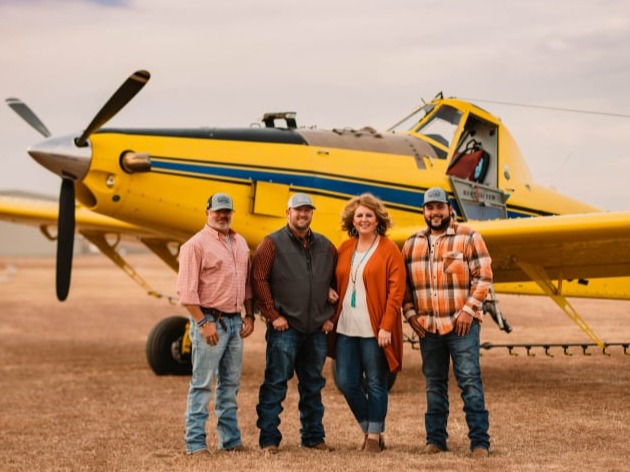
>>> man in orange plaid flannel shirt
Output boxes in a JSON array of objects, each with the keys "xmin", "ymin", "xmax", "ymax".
[{"xmin": 402, "ymin": 187, "xmax": 492, "ymax": 458}]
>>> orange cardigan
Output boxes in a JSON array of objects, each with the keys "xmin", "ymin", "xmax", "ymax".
[{"xmin": 328, "ymin": 236, "xmax": 406, "ymax": 372}]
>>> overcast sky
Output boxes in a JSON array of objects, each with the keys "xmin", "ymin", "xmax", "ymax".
[{"xmin": 1, "ymin": 0, "xmax": 629, "ymax": 211}]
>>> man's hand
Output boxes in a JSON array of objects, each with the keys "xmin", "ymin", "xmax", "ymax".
[
  {"xmin": 454, "ymin": 310, "xmax": 473, "ymax": 336},
  {"xmin": 327, "ymin": 288, "xmax": 339, "ymax": 304},
  {"xmin": 408, "ymin": 314, "xmax": 427, "ymax": 339},
  {"xmin": 272, "ymin": 315, "xmax": 289, "ymax": 331},
  {"xmin": 241, "ymin": 316, "xmax": 255, "ymax": 338},
  {"xmin": 200, "ymin": 322, "xmax": 219, "ymax": 345},
  {"xmin": 321, "ymin": 319, "xmax": 334, "ymax": 334}
]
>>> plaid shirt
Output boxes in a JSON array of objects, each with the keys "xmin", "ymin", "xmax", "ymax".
[
  {"xmin": 177, "ymin": 225, "xmax": 252, "ymax": 313},
  {"xmin": 402, "ymin": 223, "xmax": 492, "ymax": 335}
]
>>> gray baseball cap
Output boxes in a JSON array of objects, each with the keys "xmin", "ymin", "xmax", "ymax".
[
  {"xmin": 423, "ymin": 187, "xmax": 449, "ymax": 206},
  {"xmin": 206, "ymin": 192, "xmax": 234, "ymax": 211},
  {"xmin": 287, "ymin": 193, "xmax": 316, "ymax": 209}
]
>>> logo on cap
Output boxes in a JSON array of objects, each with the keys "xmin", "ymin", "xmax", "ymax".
[
  {"xmin": 207, "ymin": 193, "xmax": 234, "ymax": 211},
  {"xmin": 287, "ymin": 193, "xmax": 316, "ymax": 209},
  {"xmin": 423, "ymin": 187, "xmax": 449, "ymax": 206}
]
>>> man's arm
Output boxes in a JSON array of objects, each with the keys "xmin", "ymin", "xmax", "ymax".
[
  {"xmin": 454, "ymin": 231, "xmax": 493, "ymax": 336},
  {"xmin": 251, "ymin": 237, "xmax": 281, "ymax": 322},
  {"xmin": 401, "ymin": 237, "xmax": 426, "ymax": 337},
  {"xmin": 465, "ymin": 231, "xmax": 493, "ymax": 312},
  {"xmin": 241, "ymin": 297, "xmax": 255, "ymax": 338}
]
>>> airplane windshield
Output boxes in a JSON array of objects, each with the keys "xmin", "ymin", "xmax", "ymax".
[
  {"xmin": 415, "ymin": 105, "xmax": 462, "ymax": 148},
  {"xmin": 387, "ymin": 104, "xmax": 434, "ymax": 132}
]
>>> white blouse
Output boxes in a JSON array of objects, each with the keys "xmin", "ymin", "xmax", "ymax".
[{"xmin": 337, "ymin": 247, "xmax": 376, "ymax": 338}]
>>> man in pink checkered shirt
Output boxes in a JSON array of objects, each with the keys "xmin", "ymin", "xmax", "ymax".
[{"xmin": 177, "ymin": 192, "xmax": 255, "ymax": 455}]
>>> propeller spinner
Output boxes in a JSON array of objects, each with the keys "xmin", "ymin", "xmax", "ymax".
[{"xmin": 6, "ymin": 70, "xmax": 151, "ymax": 301}]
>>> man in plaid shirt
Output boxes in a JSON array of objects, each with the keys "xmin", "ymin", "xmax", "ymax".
[
  {"xmin": 402, "ymin": 186, "xmax": 493, "ymax": 459},
  {"xmin": 177, "ymin": 192, "xmax": 255, "ymax": 455}
]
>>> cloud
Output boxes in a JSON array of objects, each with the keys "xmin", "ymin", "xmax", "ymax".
[{"xmin": 1, "ymin": 0, "xmax": 629, "ymax": 211}]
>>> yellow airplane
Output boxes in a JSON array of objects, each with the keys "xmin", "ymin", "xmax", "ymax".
[{"xmin": 2, "ymin": 70, "xmax": 629, "ymax": 376}]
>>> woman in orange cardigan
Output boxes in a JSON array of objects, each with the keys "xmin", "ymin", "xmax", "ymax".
[{"xmin": 328, "ymin": 193, "xmax": 406, "ymax": 453}]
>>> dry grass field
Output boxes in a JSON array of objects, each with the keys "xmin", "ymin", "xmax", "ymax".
[{"xmin": 1, "ymin": 254, "xmax": 629, "ymax": 472}]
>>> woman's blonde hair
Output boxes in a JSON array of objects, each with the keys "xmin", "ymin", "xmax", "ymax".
[{"xmin": 340, "ymin": 193, "xmax": 392, "ymax": 237}]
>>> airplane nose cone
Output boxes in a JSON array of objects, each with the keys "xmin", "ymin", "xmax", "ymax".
[{"xmin": 27, "ymin": 134, "xmax": 92, "ymax": 181}]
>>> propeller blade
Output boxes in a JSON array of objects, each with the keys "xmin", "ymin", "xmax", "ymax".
[
  {"xmin": 56, "ymin": 178, "xmax": 75, "ymax": 301},
  {"xmin": 75, "ymin": 70, "xmax": 150, "ymax": 147},
  {"xmin": 5, "ymin": 97, "xmax": 51, "ymax": 137}
]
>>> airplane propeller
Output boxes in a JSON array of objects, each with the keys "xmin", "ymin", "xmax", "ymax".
[
  {"xmin": 6, "ymin": 70, "xmax": 151, "ymax": 301},
  {"xmin": 6, "ymin": 97, "xmax": 52, "ymax": 137},
  {"xmin": 75, "ymin": 70, "xmax": 150, "ymax": 147},
  {"xmin": 56, "ymin": 178, "xmax": 75, "ymax": 300}
]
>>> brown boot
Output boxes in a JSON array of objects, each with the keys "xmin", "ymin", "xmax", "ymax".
[
  {"xmin": 470, "ymin": 448, "xmax": 489, "ymax": 458},
  {"xmin": 364, "ymin": 437, "xmax": 383, "ymax": 453},
  {"xmin": 423, "ymin": 444, "xmax": 446, "ymax": 454}
]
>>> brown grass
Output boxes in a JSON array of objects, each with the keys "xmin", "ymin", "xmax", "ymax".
[{"xmin": 1, "ymin": 255, "xmax": 629, "ymax": 472}]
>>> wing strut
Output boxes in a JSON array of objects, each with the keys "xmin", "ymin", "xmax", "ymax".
[
  {"xmin": 516, "ymin": 261, "xmax": 605, "ymax": 348},
  {"xmin": 140, "ymin": 238, "xmax": 180, "ymax": 272},
  {"xmin": 80, "ymin": 232, "xmax": 177, "ymax": 303}
]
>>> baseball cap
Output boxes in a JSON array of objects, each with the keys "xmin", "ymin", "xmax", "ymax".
[
  {"xmin": 287, "ymin": 193, "xmax": 316, "ymax": 209},
  {"xmin": 206, "ymin": 192, "xmax": 234, "ymax": 211},
  {"xmin": 423, "ymin": 187, "xmax": 449, "ymax": 206}
]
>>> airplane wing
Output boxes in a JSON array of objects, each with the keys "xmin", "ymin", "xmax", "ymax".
[
  {"xmin": 391, "ymin": 211, "xmax": 630, "ymax": 300},
  {"xmin": 0, "ymin": 193, "xmax": 183, "ymax": 299},
  {"xmin": 3, "ymin": 193, "xmax": 629, "ymax": 300},
  {"xmin": 0, "ymin": 193, "xmax": 165, "ymax": 240}
]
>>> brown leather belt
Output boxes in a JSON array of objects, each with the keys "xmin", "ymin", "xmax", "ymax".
[
  {"xmin": 200, "ymin": 307, "xmax": 241, "ymax": 330},
  {"xmin": 201, "ymin": 307, "xmax": 240, "ymax": 318}
]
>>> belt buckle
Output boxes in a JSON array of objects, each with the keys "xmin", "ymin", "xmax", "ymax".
[{"xmin": 208, "ymin": 308, "xmax": 228, "ymax": 330}]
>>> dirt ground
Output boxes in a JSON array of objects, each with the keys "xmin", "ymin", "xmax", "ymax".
[{"xmin": 1, "ymin": 254, "xmax": 629, "ymax": 472}]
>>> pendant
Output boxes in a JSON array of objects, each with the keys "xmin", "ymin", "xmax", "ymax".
[{"xmin": 350, "ymin": 288, "xmax": 356, "ymax": 308}]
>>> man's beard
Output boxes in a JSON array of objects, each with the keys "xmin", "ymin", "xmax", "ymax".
[
  {"xmin": 424, "ymin": 213, "xmax": 451, "ymax": 232},
  {"xmin": 291, "ymin": 217, "xmax": 311, "ymax": 231}
]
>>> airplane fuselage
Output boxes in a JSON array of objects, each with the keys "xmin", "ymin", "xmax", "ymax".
[
  {"xmin": 74, "ymin": 98, "xmax": 597, "ymax": 249},
  {"xmin": 25, "ymin": 96, "xmax": 600, "ymax": 250}
]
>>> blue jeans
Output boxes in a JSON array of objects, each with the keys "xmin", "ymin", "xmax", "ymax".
[
  {"xmin": 334, "ymin": 334, "xmax": 389, "ymax": 434},
  {"xmin": 184, "ymin": 316, "xmax": 243, "ymax": 453},
  {"xmin": 420, "ymin": 320, "xmax": 489, "ymax": 451},
  {"xmin": 256, "ymin": 325, "xmax": 328, "ymax": 448}
]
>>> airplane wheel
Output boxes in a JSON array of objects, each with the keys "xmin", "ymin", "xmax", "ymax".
[
  {"xmin": 146, "ymin": 315, "xmax": 192, "ymax": 376},
  {"xmin": 330, "ymin": 360, "xmax": 397, "ymax": 392}
]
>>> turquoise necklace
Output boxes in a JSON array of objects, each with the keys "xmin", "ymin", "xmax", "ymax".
[{"xmin": 349, "ymin": 234, "xmax": 379, "ymax": 308}]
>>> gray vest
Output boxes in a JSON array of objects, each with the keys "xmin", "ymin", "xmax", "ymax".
[{"xmin": 268, "ymin": 226, "xmax": 335, "ymax": 334}]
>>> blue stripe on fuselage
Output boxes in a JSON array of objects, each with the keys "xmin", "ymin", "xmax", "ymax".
[
  {"xmin": 151, "ymin": 159, "xmax": 424, "ymax": 208},
  {"xmin": 150, "ymin": 158, "xmax": 538, "ymax": 218}
]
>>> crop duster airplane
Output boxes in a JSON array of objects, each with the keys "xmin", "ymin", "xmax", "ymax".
[{"xmin": 2, "ymin": 70, "xmax": 630, "ymax": 376}]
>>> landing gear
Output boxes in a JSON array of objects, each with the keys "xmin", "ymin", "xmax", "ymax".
[{"xmin": 146, "ymin": 315, "xmax": 192, "ymax": 375}]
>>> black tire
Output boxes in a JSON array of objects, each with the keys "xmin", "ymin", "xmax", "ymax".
[
  {"xmin": 330, "ymin": 360, "xmax": 397, "ymax": 392},
  {"xmin": 146, "ymin": 315, "xmax": 192, "ymax": 376}
]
